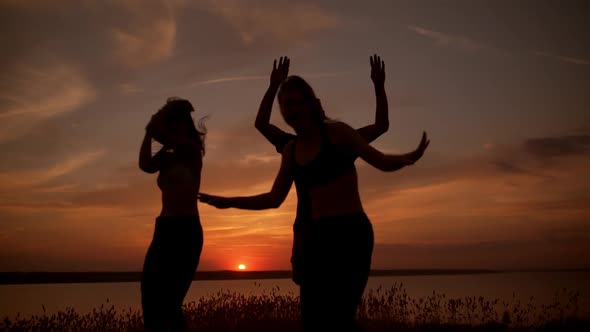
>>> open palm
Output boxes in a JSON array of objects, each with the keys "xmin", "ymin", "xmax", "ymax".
[
  {"xmin": 270, "ymin": 56, "xmax": 290, "ymax": 86},
  {"xmin": 370, "ymin": 54, "xmax": 385, "ymax": 86},
  {"xmin": 408, "ymin": 132, "xmax": 430, "ymax": 164},
  {"xmin": 198, "ymin": 193, "xmax": 232, "ymax": 209}
]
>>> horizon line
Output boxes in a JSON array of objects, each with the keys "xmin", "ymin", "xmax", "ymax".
[
  {"xmin": 2, "ymin": 267, "xmax": 589, "ymax": 273},
  {"xmin": 1, "ymin": 268, "xmax": 588, "ymax": 285}
]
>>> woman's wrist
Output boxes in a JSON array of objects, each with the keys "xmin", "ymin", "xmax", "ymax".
[
  {"xmin": 373, "ymin": 82, "xmax": 385, "ymax": 91},
  {"xmin": 404, "ymin": 152, "xmax": 416, "ymax": 165}
]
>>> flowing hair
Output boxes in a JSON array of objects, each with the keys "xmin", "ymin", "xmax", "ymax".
[{"xmin": 159, "ymin": 97, "xmax": 208, "ymax": 155}]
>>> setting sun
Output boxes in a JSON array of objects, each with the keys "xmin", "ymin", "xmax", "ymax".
[{"xmin": 237, "ymin": 264, "xmax": 246, "ymax": 270}]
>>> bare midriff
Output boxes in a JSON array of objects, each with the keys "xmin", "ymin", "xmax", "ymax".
[
  {"xmin": 159, "ymin": 184, "xmax": 200, "ymax": 217},
  {"xmin": 308, "ymin": 167, "xmax": 364, "ymax": 219}
]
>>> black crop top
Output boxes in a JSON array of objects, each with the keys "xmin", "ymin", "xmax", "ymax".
[
  {"xmin": 289, "ymin": 123, "xmax": 357, "ymax": 221},
  {"xmin": 291, "ymin": 123, "xmax": 357, "ymax": 188}
]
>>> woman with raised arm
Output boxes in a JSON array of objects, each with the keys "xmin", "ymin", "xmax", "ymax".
[
  {"xmin": 139, "ymin": 97, "xmax": 206, "ymax": 332},
  {"xmin": 199, "ymin": 74, "xmax": 429, "ymax": 331},
  {"xmin": 255, "ymin": 55, "xmax": 389, "ymax": 153},
  {"xmin": 255, "ymin": 55, "xmax": 390, "ymax": 285}
]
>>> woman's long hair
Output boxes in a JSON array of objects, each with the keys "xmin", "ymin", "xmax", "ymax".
[
  {"xmin": 278, "ymin": 75, "xmax": 328, "ymax": 125},
  {"xmin": 159, "ymin": 97, "xmax": 208, "ymax": 155}
]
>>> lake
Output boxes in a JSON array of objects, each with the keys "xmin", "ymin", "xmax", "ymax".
[{"xmin": 2, "ymin": 271, "xmax": 589, "ymax": 319}]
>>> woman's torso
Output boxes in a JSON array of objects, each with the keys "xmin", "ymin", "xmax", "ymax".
[
  {"xmin": 291, "ymin": 122, "xmax": 364, "ymax": 220},
  {"xmin": 157, "ymin": 151, "xmax": 202, "ymax": 217}
]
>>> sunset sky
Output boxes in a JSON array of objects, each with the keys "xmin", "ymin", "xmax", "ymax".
[{"xmin": 0, "ymin": 0, "xmax": 588, "ymax": 272}]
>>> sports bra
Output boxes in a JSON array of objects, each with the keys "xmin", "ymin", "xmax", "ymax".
[
  {"xmin": 290, "ymin": 123, "xmax": 357, "ymax": 221},
  {"xmin": 292, "ymin": 123, "xmax": 357, "ymax": 188}
]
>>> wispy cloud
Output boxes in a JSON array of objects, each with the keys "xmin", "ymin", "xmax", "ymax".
[
  {"xmin": 193, "ymin": 75, "xmax": 266, "ymax": 86},
  {"xmin": 407, "ymin": 25, "xmax": 497, "ymax": 52},
  {"xmin": 0, "ymin": 64, "xmax": 96, "ymax": 142},
  {"xmin": 0, "ymin": 149, "xmax": 106, "ymax": 189},
  {"xmin": 532, "ymin": 51, "xmax": 590, "ymax": 65},
  {"xmin": 31, "ymin": 183, "xmax": 81, "ymax": 193},
  {"xmin": 190, "ymin": 71, "xmax": 353, "ymax": 87},
  {"xmin": 238, "ymin": 152, "xmax": 281, "ymax": 165},
  {"xmin": 408, "ymin": 25, "xmax": 590, "ymax": 67},
  {"xmin": 204, "ymin": 0, "xmax": 339, "ymax": 45},
  {"xmin": 112, "ymin": 18, "xmax": 176, "ymax": 68},
  {"xmin": 107, "ymin": 0, "xmax": 186, "ymax": 68}
]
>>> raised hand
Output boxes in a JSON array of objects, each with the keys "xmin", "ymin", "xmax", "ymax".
[
  {"xmin": 146, "ymin": 113, "xmax": 161, "ymax": 136},
  {"xmin": 407, "ymin": 131, "xmax": 430, "ymax": 165},
  {"xmin": 145, "ymin": 108, "xmax": 170, "ymax": 140},
  {"xmin": 270, "ymin": 56, "xmax": 290, "ymax": 87},
  {"xmin": 370, "ymin": 54, "xmax": 385, "ymax": 86},
  {"xmin": 198, "ymin": 193, "xmax": 233, "ymax": 209}
]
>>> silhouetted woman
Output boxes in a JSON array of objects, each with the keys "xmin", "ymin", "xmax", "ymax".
[
  {"xmin": 199, "ymin": 71, "xmax": 429, "ymax": 331},
  {"xmin": 139, "ymin": 97, "xmax": 206, "ymax": 331},
  {"xmin": 254, "ymin": 55, "xmax": 390, "ymax": 286}
]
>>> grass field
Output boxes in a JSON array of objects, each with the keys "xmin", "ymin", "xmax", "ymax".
[{"xmin": 2, "ymin": 283, "xmax": 588, "ymax": 331}]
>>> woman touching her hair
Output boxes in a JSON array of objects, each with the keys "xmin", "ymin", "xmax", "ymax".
[{"xmin": 139, "ymin": 97, "xmax": 207, "ymax": 332}]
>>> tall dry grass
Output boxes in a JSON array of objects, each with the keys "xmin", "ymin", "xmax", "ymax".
[{"xmin": 2, "ymin": 283, "xmax": 588, "ymax": 331}]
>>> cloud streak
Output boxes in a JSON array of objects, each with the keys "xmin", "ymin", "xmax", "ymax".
[
  {"xmin": 407, "ymin": 25, "xmax": 497, "ymax": 52},
  {"xmin": 408, "ymin": 25, "xmax": 590, "ymax": 66},
  {"xmin": 204, "ymin": 0, "xmax": 339, "ymax": 45},
  {"xmin": 190, "ymin": 71, "xmax": 353, "ymax": 86},
  {"xmin": 112, "ymin": 18, "xmax": 177, "ymax": 68},
  {"xmin": 193, "ymin": 75, "xmax": 267, "ymax": 86},
  {"xmin": 0, "ymin": 64, "xmax": 96, "ymax": 143},
  {"xmin": 533, "ymin": 51, "xmax": 590, "ymax": 66},
  {"xmin": 0, "ymin": 149, "xmax": 106, "ymax": 189}
]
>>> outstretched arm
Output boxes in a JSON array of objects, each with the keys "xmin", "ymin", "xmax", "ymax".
[
  {"xmin": 331, "ymin": 122, "xmax": 429, "ymax": 172},
  {"xmin": 356, "ymin": 54, "xmax": 389, "ymax": 143},
  {"xmin": 199, "ymin": 142, "xmax": 295, "ymax": 210},
  {"xmin": 255, "ymin": 57, "xmax": 293, "ymax": 152}
]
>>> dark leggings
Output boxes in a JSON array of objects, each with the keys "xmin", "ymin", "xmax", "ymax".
[
  {"xmin": 293, "ymin": 212, "xmax": 374, "ymax": 332},
  {"xmin": 141, "ymin": 216, "xmax": 203, "ymax": 332}
]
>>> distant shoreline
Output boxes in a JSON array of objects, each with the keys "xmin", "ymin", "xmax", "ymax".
[{"xmin": 1, "ymin": 268, "xmax": 587, "ymax": 285}]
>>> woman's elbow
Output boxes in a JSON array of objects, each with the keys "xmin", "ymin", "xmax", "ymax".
[
  {"xmin": 376, "ymin": 121, "xmax": 389, "ymax": 134},
  {"xmin": 139, "ymin": 162, "xmax": 157, "ymax": 174},
  {"xmin": 270, "ymin": 198, "xmax": 283, "ymax": 209},
  {"xmin": 254, "ymin": 121, "xmax": 268, "ymax": 133},
  {"xmin": 268, "ymin": 193, "xmax": 286, "ymax": 208}
]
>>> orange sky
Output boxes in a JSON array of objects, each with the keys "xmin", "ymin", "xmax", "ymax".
[{"xmin": 0, "ymin": 0, "xmax": 589, "ymax": 271}]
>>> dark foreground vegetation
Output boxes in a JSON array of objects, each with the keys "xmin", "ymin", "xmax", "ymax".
[{"xmin": 2, "ymin": 283, "xmax": 588, "ymax": 331}]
